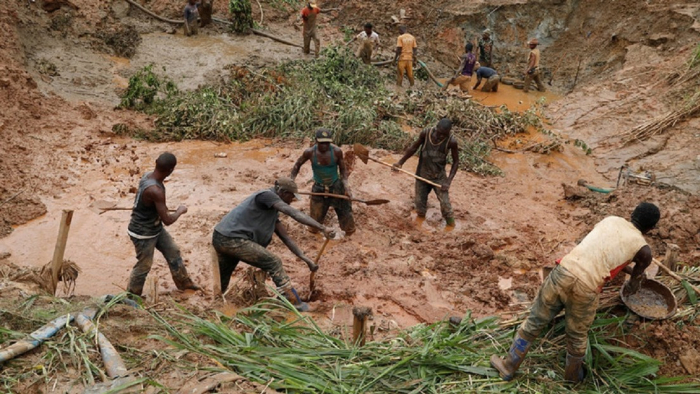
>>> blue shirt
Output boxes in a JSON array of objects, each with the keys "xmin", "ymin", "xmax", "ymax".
[{"xmin": 476, "ymin": 67, "xmax": 498, "ymax": 79}]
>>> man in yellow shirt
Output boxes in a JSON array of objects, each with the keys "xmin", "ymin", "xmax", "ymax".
[
  {"xmin": 490, "ymin": 202, "xmax": 660, "ymax": 383},
  {"xmin": 393, "ymin": 26, "xmax": 417, "ymax": 87},
  {"xmin": 523, "ymin": 38, "xmax": 545, "ymax": 93}
]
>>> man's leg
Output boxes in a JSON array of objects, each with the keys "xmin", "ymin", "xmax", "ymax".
[
  {"xmin": 491, "ymin": 76, "xmax": 500, "ymax": 92},
  {"xmin": 397, "ymin": 61, "xmax": 405, "ymax": 86},
  {"xmin": 312, "ymin": 31, "xmax": 320, "ymax": 57},
  {"xmin": 414, "ymin": 180, "xmax": 431, "ymax": 217},
  {"xmin": 407, "ymin": 61, "xmax": 415, "ymax": 87},
  {"xmin": 156, "ymin": 229, "xmax": 199, "ymax": 291},
  {"xmin": 303, "ymin": 31, "xmax": 311, "ymax": 54},
  {"xmin": 212, "ymin": 232, "xmax": 241, "ymax": 293},
  {"xmin": 310, "ymin": 183, "xmax": 331, "ymax": 232},
  {"xmin": 562, "ymin": 280, "xmax": 599, "ymax": 382},
  {"xmin": 534, "ymin": 72, "xmax": 546, "ymax": 92},
  {"xmin": 458, "ymin": 76, "xmax": 471, "ymax": 92},
  {"xmin": 434, "ymin": 187, "xmax": 455, "ymax": 226},
  {"xmin": 523, "ymin": 73, "xmax": 533, "ymax": 93},
  {"xmin": 128, "ymin": 237, "xmax": 158, "ymax": 296}
]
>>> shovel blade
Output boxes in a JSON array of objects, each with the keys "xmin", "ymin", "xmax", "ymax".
[{"xmin": 353, "ymin": 143, "xmax": 370, "ymax": 164}]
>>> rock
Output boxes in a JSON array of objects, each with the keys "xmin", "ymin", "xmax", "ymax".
[
  {"xmin": 472, "ymin": 243, "xmax": 494, "ymax": 260},
  {"xmin": 679, "ymin": 349, "xmax": 700, "ymax": 375},
  {"xmin": 562, "ymin": 183, "xmax": 587, "ymax": 200},
  {"xmin": 111, "ymin": 0, "xmax": 129, "ymax": 19}
]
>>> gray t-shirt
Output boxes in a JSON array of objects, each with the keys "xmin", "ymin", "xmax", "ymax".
[{"xmin": 214, "ymin": 189, "xmax": 282, "ymax": 246}]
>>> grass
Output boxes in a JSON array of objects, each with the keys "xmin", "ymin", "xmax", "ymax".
[{"xmin": 150, "ymin": 293, "xmax": 700, "ymax": 393}]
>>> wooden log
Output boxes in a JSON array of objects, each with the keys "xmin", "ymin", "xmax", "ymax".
[
  {"xmin": 352, "ymin": 306, "xmax": 372, "ymax": 346},
  {"xmin": 210, "ymin": 246, "xmax": 222, "ymax": 297},
  {"xmin": 663, "ymin": 243, "xmax": 679, "ymax": 272},
  {"xmin": 50, "ymin": 210, "xmax": 74, "ymax": 295}
]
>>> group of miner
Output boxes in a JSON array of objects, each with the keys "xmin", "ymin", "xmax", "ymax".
[{"xmin": 131, "ymin": 0, "xmax": 661, "ymax": 385}]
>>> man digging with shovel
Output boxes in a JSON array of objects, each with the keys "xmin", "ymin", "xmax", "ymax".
[
  {"xmin": 392, "ymin": 118, "xmax": 459, "ymax": 227},
  {"xmin": 490, "ymin": 202, "xmax": 660, "ymax": 383},
  {"xmin": 212, "ymin": 177, "xmax": 334, "ymax": 312},
  {"xmin": 126, "ymin": 152, "xmax": 200, "ymax": 298},
  {"xmin": 290, "ymin": 128, "xmax": 356, "ymax": 236}
]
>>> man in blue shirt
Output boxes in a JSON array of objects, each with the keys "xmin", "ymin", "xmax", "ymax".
[{"xmin": 473, "ymin": 64, "xmax": 500, "ymax": 92}]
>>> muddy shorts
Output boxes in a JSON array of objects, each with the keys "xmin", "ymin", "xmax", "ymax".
[
  {"xmin": 212, "ymin": 231, "xmax": 291, "ymax": 293},
  {"xmin": 359, "ymin": 42, "xmax": 373, "ymax": 65},
  {"xmin": 414, "ymin": 177, "xmax": 453, "ymax": 221},
  {"xmin": 449, "ymin": 75, "xmax": 471, "ymax": 92},
  {"xmin": 520, "ymin": 265, "xmax": 599, "ymax": 356},
  {"xmin": 128, "ymin": 229, "xmax": 192, "ymax": 296},
  {"xmin": 310, "ymin": 180, "xmax": 355, "ymax": 235},
  {"xmin": 482, "ymin": 75, "xmax": 500, "ymax": 92},
  {"xmin": 523, "ymin": 68, "xmax": 546, "ymax": 93}
]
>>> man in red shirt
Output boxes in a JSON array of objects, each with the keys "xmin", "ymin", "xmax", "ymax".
[{"xmin": 300, "ymin": 1, "xmax": 322, "ymax": 57}]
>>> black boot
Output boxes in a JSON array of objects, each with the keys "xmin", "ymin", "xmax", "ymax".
[
  {"xmin": 490, "ymin": 330, "xmax": 534, "ymax": 381},
  {"xmin": 564, "ymin": 352, "xmax": 585, "ymax": 383}
]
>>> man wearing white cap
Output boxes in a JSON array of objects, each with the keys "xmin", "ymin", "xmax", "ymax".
[
  {"xmin": 523, "ymin": 38, "xmax": 546, "ymax": 93},
  {"xmin": 300, "ymin": 1, "xmax": 323, "ymax": 57}
]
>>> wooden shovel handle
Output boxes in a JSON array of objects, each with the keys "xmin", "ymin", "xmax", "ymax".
[
  {"xmin": 309, "ymin": 238, "xmax": 331, "ymax": 293},
  {"xmin": 369, "ymin": 157, "xmax": 443, "ymax": 188},
  {"xmin": 298, "ymin": 192, "xmax": 351, "ymax": 201},
  {"xmin": 653, "ymin": 258, "xmax": 700, "ymax": 294}
]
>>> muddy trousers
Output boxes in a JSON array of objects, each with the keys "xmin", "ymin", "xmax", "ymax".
[
  {"xmin": 482, "ymin": 75, "xmax": 500, "ymax": 92},
  {"xmin": 414, "ymin": 178, "xmax": 453, "ymax": 221},
  {"xmin": 359, "ymin": 43, "xmax": 373, "ymax": 64},
  {"xmin": 397, "ymin": 60, "xmax": 415, "ymax": 87},
  {"xmin": 310, "ymin": 181, "xmax": 355, "ymax": 235},
  {"xmin": 520, "ymin": 265, "xmax": 599, "ymax": 356},
  {"xmin": 449, "ymin": 75, "xmax": 471, "ymax": 92},
  {"xmin": 184, "ymin": 19, "xmax": 199, "ymax": 36},
  {"xmin": 303, "ymin": 29, "xmax": 320, "ymax": 56},
  {"xmin": 128, "ymin": 230, "xmax": 193, "ymax": 296},
  {"xmin": 523, "ymin": 69, "xmax": 545, "ymax": 93},
  {"xmin": 212, "ymin": 231, "xmax": 291, "ymax": 294}
]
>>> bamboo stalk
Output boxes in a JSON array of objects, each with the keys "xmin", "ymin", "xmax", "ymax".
[{"xmin": 51, "ymin": 210, "xmax": 74, "ymax": 295}]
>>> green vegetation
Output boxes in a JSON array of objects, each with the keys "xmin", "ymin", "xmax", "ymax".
[
  {"xmin": 228, "ymin": 0, "xmax": 254, "ymax": 33},
  {"xmin": 119, "ymin": 47, "xmax": 550, "ymax": 176},
  {"xmin": 152, "ymin": 296, "xmax": 700, "ymax": 393}
]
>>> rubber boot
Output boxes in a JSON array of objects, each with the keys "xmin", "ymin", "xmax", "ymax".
[
  {"xmin": 283, "ymin": 288, "xmax": 310, "ymax": 312},
  {"xmin": 490, "ymin": 330, "xmax": 533, "ymax": 381},
  {"xmin": 564, "ymin": 352, "xmax": 585, "ymax": 383}
]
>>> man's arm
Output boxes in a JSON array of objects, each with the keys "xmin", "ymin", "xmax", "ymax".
[
  {"xmin": 624, "ymin": 245, "xmax": 653, "ymax": 294},
  {"xmin": 453, "ymin": 57, "xmax": 466, "ymax": 79},
  {"xmin": 274, "ymin": 221, "xmax": 318, "ymax": 272},
  {"xmin": 442, "ymin": 138, "xmax": 460, "ymax": 192},
  {"xmin": 394, "ymin": 46, "xmax": 401, "ymax": 62},
  {"xmin": 473, "ymin": 72, "xmax": 483, "ymax": 90},
  {"xmin": 336, "ymin": 148, "xmax": 352, "ymax": 198},
  {"xmin": 290, "ymin": 149, "xmax": 312, "ymax": 180},
  {"xmin": 393, "ymin": 129, "xmax": 426, "ymax": 169},
  {"xmin": 145, "ymin": 187, "xmax": 186, "ymax": 226},
  {"xmin": 272, "ymin": 201, "xmax": 334, "ymax": 239}
]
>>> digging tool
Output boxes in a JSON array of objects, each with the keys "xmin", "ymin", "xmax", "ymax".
[
  {"xmin": 577, "ymin": 179, "xmax": 614, "ymax": 194},
  {"xmin": 297, "ymin": 191, "xmax": 390, "ymax": 206},
  {"xmin": 308, "ymin": 238, "xmax": 331, "ymax": 299},
  {"xmin": 653, "ymin": 258, "xmax": 700, "ymax": 295},
  {"xmin": 353, "ymin": 144, "xmax": 442, "ymax": 188}
]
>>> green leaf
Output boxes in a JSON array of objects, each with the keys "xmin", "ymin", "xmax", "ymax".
[{"xmin": 681, "ymin": 279, "xmax": 697, "ymax": 305}]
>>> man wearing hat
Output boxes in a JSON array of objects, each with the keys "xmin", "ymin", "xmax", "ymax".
[
  {"xmin": 477, "ymin": 30, "xmax": 494, "ymax": 67},
  {"xmin": 523, "ymin": 38, "xmax": 546, "ymax": 93},
  {"xmin": 212, "ymin": 177, "xmax": 334, "ymax": 311},
  {"xmin": 290, "ymin": 128, "xmax": 355, "ymax": 236}
]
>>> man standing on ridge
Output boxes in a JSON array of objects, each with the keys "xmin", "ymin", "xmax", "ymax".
[
  {"xmin": 394, "ymin": 25, "xmax": 417, "ymax": 87},
  {"xmin": 490, "ymin": 202, "xmax": 661, "ymax": 383},
  {"xmin": 393, "ymin": 118, "xmax": 459, "ymax": 227},
  {"xmin": 299, "ymin": 1, "xmax": 325, "ymax": 57},
  {"xmin": 212, "ymin": 178, "xmax": 335, "ymax": 312},
  {"xmin": 127, "ymin": 152, "xmax": 200, "ymax": 297},
  {"xmin": 291, "ymin": 129, "xmax": 355, "ymax": 236}
]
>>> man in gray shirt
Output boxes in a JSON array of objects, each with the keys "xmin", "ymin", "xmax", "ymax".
[{"xmin": 213, "ymin": 177, "xmax": 334, "ymax": 311}]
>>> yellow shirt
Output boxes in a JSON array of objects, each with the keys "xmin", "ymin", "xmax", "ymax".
[
  {"xmin": 396, "ymin": 33, "xmax": 417, "ymax": 61},
  {"xmin": 560, "ymin": 216, "xmax": 648, "ymax": 292}
]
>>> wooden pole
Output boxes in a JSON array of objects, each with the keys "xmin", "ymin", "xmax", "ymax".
[
  {"xmin": 663, "ymin": 244, "xmax": 679, "ymax": 272},
  {"xmin": 352, "ymin": 306, "xmax": 372, "ymax": 346},
  {"xmin": 50, "ymin": 209, "xmax": 74, "ymax": 295},
  {"xmin": 210, "ymin": 246, "xmax": 222, "ymax": 297}
]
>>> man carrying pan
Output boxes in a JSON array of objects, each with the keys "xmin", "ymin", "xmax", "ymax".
[
  {"xmin": 392, "ymin": 118, "xmax": 459, "ymax": 227},
  {"xmin": 290, "ymin": 128, "xmax": 356, "ymax": 236},
  {"xmin": 490, "ymin": 202, "xmax": 660, "ymax": 383}
]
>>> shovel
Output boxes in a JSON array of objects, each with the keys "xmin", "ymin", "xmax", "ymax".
[
  {"xmin": 353, "ymin": 144, "xmax": 442, "ymax": 188},
  {"xmin": 98, "ymin": 207, "xmax": 177, "ymax": 214},
  {"xmin": 297, "ymin": 191, "xmax": 390, "ymax": 206},
  {"xmin": 308, "ymin": 237, "xmax": 331, "ymax": 300}
]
